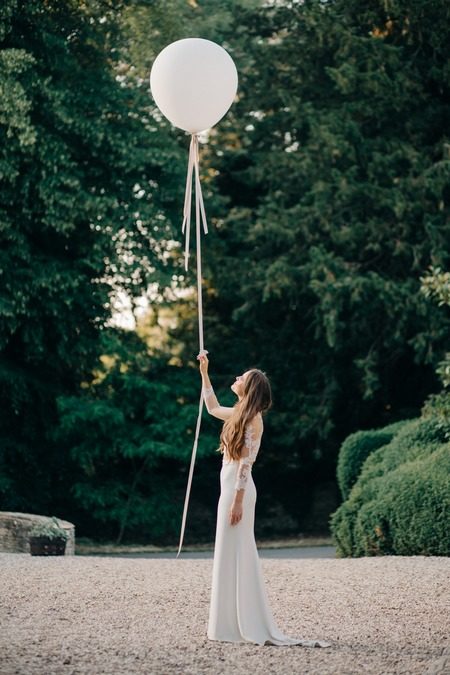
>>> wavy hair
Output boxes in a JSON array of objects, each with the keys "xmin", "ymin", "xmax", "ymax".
[{"xmin": 219, "ymin": 369, "xmax": 272, "ymax": 461}]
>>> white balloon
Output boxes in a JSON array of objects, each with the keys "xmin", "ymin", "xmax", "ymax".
[{"xmin": 150, "ymin": 38, "xmax": 238, "ymax": 134}]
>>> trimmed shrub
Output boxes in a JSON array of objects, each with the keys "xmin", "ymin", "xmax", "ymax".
[
  {"xmin": 336, "ymin": 420, "xmax": 408, "ymax": 500},
  {"xmin": 330, "ymin": 417, "xmax": 450, "ymax": 556},
  {"xmin": 421, "ymin": 390, "xmax": 450, "ymax": 441},
  {"xmin": 328, "ymin": 500, "xmax": 358, "ymax": 557}
]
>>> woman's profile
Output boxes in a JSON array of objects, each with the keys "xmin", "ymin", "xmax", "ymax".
[{"xmin": 198, "ymin": 352, "xmax": 331, "ymax": 647}]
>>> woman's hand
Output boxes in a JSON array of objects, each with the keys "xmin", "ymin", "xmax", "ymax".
[
  {"xmin": 197, "ymin": 351, "xmax": 209, "ymax": 376},
  {"xmin": 229, "ymin": 500, "xmax": 243, "ymax": 526}
]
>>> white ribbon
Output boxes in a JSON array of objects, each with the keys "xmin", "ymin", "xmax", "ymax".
[{"xmin": 177, "ymin": 134, "xmax": 209, "ymax": 558}]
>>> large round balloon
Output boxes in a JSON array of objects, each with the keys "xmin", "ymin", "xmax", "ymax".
[{"xmin": 150, "ymin": 38, "xmax": 238, "ymax": 134}]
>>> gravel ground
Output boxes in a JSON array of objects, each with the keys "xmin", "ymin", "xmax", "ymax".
[{"xmin": 0, "ymin": 552, "xmax": 449, "ymax": 674}]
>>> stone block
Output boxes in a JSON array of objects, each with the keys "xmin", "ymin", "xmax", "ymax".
[{"xmin": 0, "ymin": 512, "xmax": 75, "ymax": 555}]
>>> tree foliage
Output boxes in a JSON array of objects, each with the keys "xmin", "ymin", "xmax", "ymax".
[
  {"xmin": 0, "ymin": 0, "xmax": 184, "ymax": 516},
  {"xmin": 55, "ymin": 329, "xmax": 217, "ymax": 543},
  {"xmin": 190, "ymin": 0, "xmax": 450, "ymax": 478},
  {"xmin": 1, "ymin": 0, "xmax": 449, "ymax": 541}
]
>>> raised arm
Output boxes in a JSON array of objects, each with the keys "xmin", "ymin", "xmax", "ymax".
[{"xmin": 198, "ymin": 353, "xmax": 233, "ymax": 421}]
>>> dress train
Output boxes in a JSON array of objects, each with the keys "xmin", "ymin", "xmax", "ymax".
[{"xmin": 207, "ymin": 460, "xmax": 332, "ymax": 648}]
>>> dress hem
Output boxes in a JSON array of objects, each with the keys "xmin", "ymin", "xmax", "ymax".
[{"xmin": 207, "ymin": 635, "xmax": 332, "ymax": 648}]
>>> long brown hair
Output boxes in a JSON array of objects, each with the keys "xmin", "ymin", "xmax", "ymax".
[{"xmin": 219, "ymin": 369, "xmax": 272, "ymax": 461}]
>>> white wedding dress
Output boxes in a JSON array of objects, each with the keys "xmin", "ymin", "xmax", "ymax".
[{"xmin": 203, "ymin": 385, "xmax": 332, "ymax": 648}]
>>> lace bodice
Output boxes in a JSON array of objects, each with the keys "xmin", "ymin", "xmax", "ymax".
[{"xmin": 203, "ymin": 384, "xmax": 263, "ymax": 492}]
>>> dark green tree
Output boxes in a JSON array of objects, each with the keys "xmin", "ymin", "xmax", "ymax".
[
  {"xmin": 3, "ymin": 0, "xmax": 449, "ymax": 542},
  {"xmin": 120, "ymin": 0, "xmax": 450, "ymax": 533},
  {"xmin": 0, "ymin": 0, "xmax": 184, "ymax": 517},
  {"xmin": 186, "ymin": 0, "xmax": 450, "ymax": 524},
  {"xmin": 55, "ymin": 328, "xmax": 218, "ymax": 543}
]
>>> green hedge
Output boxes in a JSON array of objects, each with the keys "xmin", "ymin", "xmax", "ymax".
[
  {"xmin": 330, "ymin": 418, "xmax": 450, "ymax": 556},
  {"xmin": 336, "ymin": 420, "xmax": 408, "ymax": 500}
]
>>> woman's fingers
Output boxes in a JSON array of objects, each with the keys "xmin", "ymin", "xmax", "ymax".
[
  {"xmin": 229, "ymin": 511, "xmax": 242, "ymax": 526},
  {"xmin": 197, "ymin": 353, "xmax": 208, "ymax": 370}
]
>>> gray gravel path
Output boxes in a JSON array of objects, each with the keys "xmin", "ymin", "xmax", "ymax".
[
  {"xmin": 0, "ymin": 552, "xmax": 449, "ymax": 674},
  {"xmin": 90, "ymin": 545, "xmax": 337, "ymax": 559}
]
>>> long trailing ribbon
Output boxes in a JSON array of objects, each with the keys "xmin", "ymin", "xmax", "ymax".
[{"xmin": 176, "ymin": 134, "xmax": 209, "ymax": 558}]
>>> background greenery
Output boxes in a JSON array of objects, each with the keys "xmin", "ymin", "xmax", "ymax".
[
  {"xmin": 1, "ymin": 0, "xmax": 449, "ymax": 547},
  {"xmin": 330, "ymin": 416, "xmax": 450, "ymax": 556},
  {"xmin": 331, "ymin": 266, "xmax": 450, "ymax": 556}
]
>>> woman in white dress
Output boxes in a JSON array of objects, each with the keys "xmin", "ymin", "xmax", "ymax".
[{"xmin": 198, "ymin": 353, "xmax": 331, "ymax": 648}]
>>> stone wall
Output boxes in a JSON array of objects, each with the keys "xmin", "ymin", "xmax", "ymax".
[{"xmin": 0, "ymin": 512, "xmax": 75, "ymax": 555}]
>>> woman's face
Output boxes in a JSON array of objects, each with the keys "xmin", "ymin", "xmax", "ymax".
[{"xmin": 231, "ymin": 371, "xmax": 251, "ymax": 399}]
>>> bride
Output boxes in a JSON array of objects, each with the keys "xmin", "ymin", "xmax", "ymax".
[{"xmin": 198, "ymin": 353, "xmax": 331, "ymax": 648}]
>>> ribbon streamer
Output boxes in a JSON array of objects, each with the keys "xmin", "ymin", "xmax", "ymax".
[
  {"xmin": 181, "ymin": 135, "xmax": 209, "ymax": 272},
  {"xmin": 177, "ymin": 134, "xmax": 209, "ymax": 558}
]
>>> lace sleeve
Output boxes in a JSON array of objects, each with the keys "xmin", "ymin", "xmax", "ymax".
[
  {"xmin": 202, "ymin": 385, "xmax": 233, "ymax": 421},
  {"xmin": 235, "ymin": 416, "xmax": 263, "ymax": 491}
]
